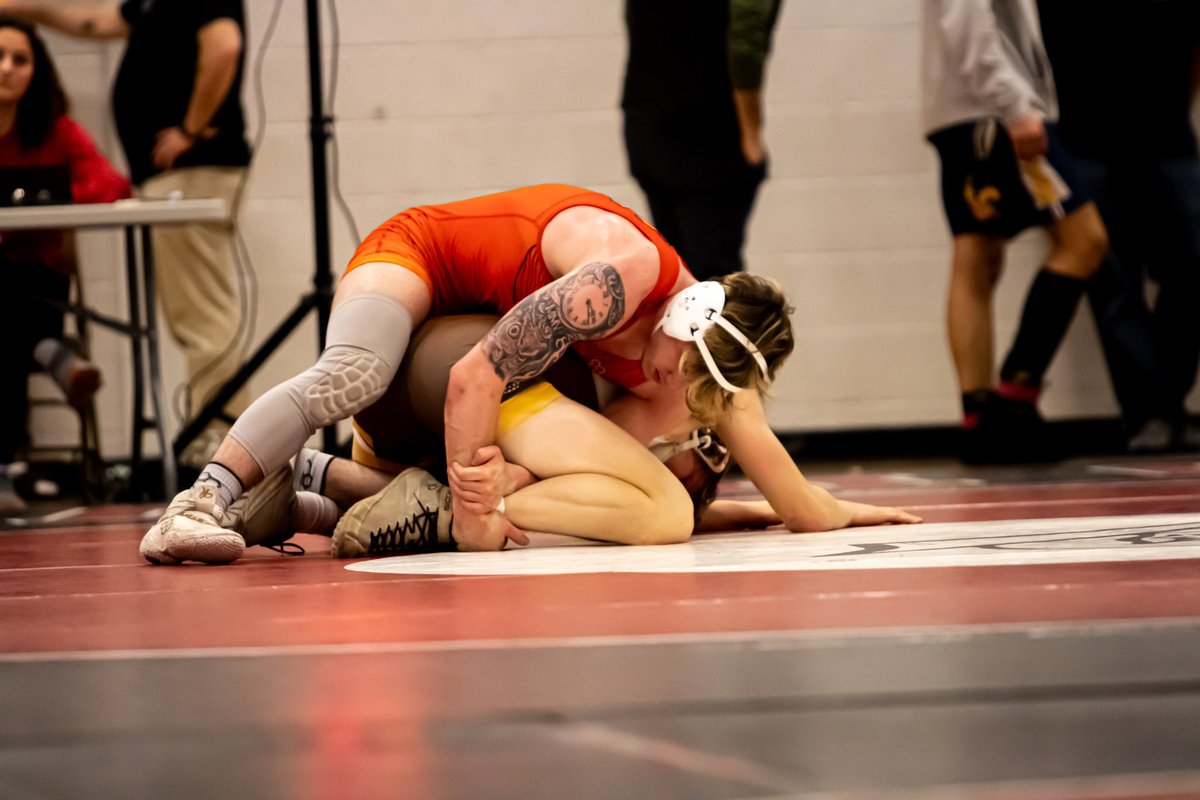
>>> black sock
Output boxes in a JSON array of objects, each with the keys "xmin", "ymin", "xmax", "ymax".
[
  {"xmin": 1000, "ymin": 267, "xmax": 1088, "ymax": 386},
  {"xmin": 961, "ymin": 390, "xmax": 992, "ymax": 429}
]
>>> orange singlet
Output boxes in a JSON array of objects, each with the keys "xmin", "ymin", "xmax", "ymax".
[{"xmin": 346, "ymin": 183, "xmax": 686, "ymax": 388}]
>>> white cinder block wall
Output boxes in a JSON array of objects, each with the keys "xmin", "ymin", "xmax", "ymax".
[{"xmin": 32, "ymin": 0, "xmax": 1199, "ymax": 459}]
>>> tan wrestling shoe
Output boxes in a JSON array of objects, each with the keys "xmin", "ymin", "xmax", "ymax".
[
  {"xmin": 221, "ymin": 463, "xmax": 299, "ymax": 549},
  {"xmin": 139, "ymin": 484, "xmax": 244, "ymax": 565},
  {"xmin": 331, "ymin": 467, "xmax": 452, "ymax": 558}
]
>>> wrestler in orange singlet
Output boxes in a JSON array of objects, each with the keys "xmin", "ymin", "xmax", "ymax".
[{"xmin": 346, "ymin": 184, "xmax": 684, "ymax": 390}]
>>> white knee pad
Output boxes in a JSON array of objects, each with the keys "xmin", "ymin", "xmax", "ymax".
[
  {"xmin": 293, "ymin": 343, "xmax": 394, "ymax": 425},
  {"xmin": 229, "ymin": 293, "xmax": 415, "ymax": 474}
]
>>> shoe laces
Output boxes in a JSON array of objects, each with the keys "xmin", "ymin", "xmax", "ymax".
[
  {"xmin": 263, "ymin": 540, "xmax": 305, "ymax": 556},
  {"xmin": 367, "ymin": 497, "xmax": 440, "ymax": 553}
]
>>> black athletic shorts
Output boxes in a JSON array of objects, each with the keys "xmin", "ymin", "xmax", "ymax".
[{"xmin": 928, "ymin": 119, "xmax": 1089, "ymax": 238}]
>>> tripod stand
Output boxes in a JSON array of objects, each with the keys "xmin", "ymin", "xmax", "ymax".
[{"xmin": 173, "ymin": 0, "xmax": 339, "ymax": 463}]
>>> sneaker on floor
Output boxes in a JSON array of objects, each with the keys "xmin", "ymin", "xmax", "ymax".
[
  {"xmin": 1170, "ymin": 421, "xmax": 1200, "ymax": 453},
  {"xmin": 960, "ymin": 395, "xmax": 1060, "ymax": 465},
  {"xmin": 331, "ymin": 468, "xmax": 452, "ymax": 558},
  {"xmin": 140, "ymin": 484, "xmax": 244, "ymax": 565},
  {"xmin": 959, "ymin": 420, "xmax": 1000, "ymax": 466},
  {"xmin": 222, "ymin": 463, "xmax": 299, "ymax": 549},
  {"xmin": 0, "ymin": 473, "xmax": 26, "ymax": 517},
  {"xmin": 1126, "ymin": 418, "xmax": 1175, "ymax": 454}
]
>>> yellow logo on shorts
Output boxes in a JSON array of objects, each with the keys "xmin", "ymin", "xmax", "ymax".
[{"xmin": 965, "ymin": 179, "xmax": 1001, "ymax": 221}]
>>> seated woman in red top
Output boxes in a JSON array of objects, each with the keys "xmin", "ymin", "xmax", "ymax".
[
  {"xmin": 142, "ymin": 185, "xmax": 920, "ymax": 564},
  {"xmin": 0, "ymin": 16, "xmax": 130, "ymax": 515}
]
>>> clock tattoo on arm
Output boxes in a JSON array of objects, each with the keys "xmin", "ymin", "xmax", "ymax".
[{"xmin": 483, "ymin": 262, "xmax": 626, "ymax": 393}]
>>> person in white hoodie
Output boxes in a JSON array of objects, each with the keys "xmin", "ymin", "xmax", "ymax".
[{"xmin": 921, "ymin": 0, "xmax": 1108, "ymax": 464}]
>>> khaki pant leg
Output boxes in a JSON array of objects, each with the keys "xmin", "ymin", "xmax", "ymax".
[{"xmin": 141, "ymin": 167, "xmax": 249, "ymax": 447}]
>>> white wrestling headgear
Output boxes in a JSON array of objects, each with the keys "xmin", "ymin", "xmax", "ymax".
[
  {"xmin": 649, "ymin": 428, "xmax": 731, "ymax": 474},
  {"xmin": 655, "ymin": 281, "xmax": 769, "ymax": 393}
]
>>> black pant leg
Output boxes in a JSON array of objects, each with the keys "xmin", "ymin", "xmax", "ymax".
[
  {"xmin": 661, "ymin": 162, "xmax": 767, "ymax": 281},
  {"xmin": 1142, "ymin": 159, "xmax": 1200, "ymax": 409},
  {"xmin": 1087, "ymin": 254, "xmax": 1176, "ymax": 426},
  {"xmin": 1078, "ymin": 159, "xmax": 1179, "ymax": 426},
  {"xmin": 637, "ymin": 177, "xmax": 686, "ymax": 258},
  {"xmin": 0, "ymin": 262, "xmax": 69, "ymax": 462}
]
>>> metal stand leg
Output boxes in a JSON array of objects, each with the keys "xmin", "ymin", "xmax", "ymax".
[
  {"xmin": 140, "ymin": 226, "xmax": 176, "ymax": 497},
  {"xmin": 124, "ymin": 226, "xmax": 147, "ymax": 497},
  {"xmin": 124, "ymin": 225, "xmax": 177, "ymax": 500}
]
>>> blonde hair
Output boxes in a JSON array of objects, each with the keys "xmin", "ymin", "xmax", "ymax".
[{"xmin": 682, "ymin": 273, "xmax": 795, "ymax": 423}]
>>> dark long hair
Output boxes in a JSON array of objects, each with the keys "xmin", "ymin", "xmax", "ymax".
[{"xmin": 0, "ymin": 15, "xmax": 68, "ymax": 150}]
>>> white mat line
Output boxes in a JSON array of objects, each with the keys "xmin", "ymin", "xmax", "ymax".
[
  {"xmin": 347, "ymin": 513, "xmax": 1200, "ymax": 575},
  {"xmin": 552, "ymin": 720, "xmax": 799, "ymax": 793},
  {"xmin": 907, "ymin": 495, "xmax": 1200, "ymax": 510},
  {"xmin": 2, "ymin": 616, "xmax": 1197, "ymax": 664}
]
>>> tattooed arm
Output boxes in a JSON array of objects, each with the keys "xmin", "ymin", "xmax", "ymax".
[
  {"xmin": 443, "ymin": 206, "xmax": 663, "ymax": 550},
  {"xmin": 444, "ymin": 205, "xmax": 667, "ymax": 551},
  {"xmin": 444, "ymin": 262, "xmax": 634, "ymax": 550},
  {"xmin": 481, "ymin": 262, "xmax": 626, "ymax": 396}
]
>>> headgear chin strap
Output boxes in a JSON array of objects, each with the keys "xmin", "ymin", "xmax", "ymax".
[
  {"xmin": 649, "ymin": 428, "xmax": 731, "ymax": 474},
  {"xmin": 655, "ymin": 281, "xmax": 769, "ymax": 393}
]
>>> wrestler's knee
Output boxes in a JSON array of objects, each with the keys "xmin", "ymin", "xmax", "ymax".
[
  {"xmin": 629, "ymin": 478, "xmax": 693, "ymax": 545},
  {"xmin": 298, "ymin": 343, "xmax": 395, "ymax": 424},
  {"xmin": 229, "ymin": 343, "xmax": 396, "ymax": 474}
]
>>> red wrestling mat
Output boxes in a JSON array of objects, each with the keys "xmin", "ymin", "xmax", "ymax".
[
  {"xmin": 3, "ymin": 466, "xmax": 1199, "ymax": 655},
  {"xmin": 4, "ymin": 458, "xmax": 1200, "ymax": 800}
]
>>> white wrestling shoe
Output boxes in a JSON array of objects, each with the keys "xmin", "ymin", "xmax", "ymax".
[
  {"xmin": 222, "ymin": 464, "xmax": 299, "ymax": 550},
  {"xmin": 139, "ymin": 484, "xmax": 244, "ymax": 565},
  {"xmin": 331, "ymin": 467, "xmax": 452, "ymax": 558}
]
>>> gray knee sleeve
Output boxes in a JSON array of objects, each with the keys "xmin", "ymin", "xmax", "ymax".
[{"xmin": 229, "ymin": 293, "xmax": 415, "ymax": 474}]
